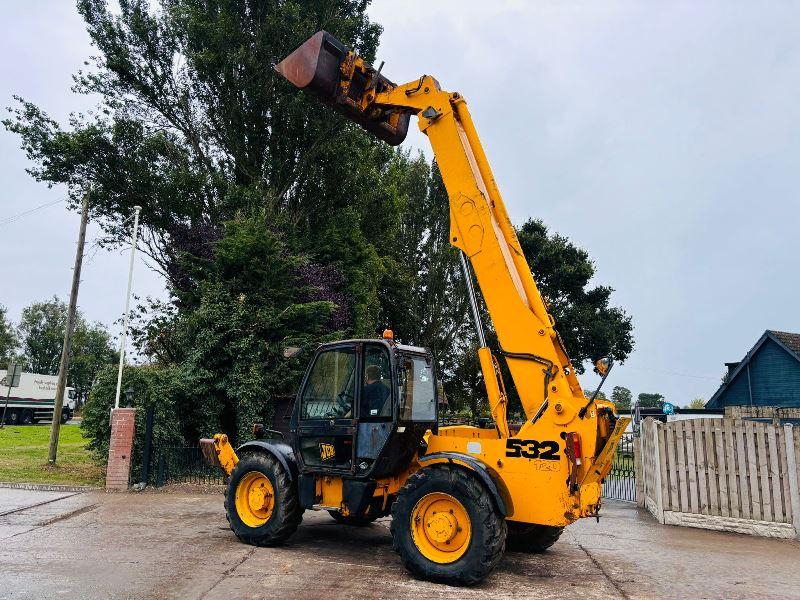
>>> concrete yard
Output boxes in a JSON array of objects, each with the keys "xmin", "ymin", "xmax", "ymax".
[{"xmin": 0, "ymin": 488, "xmax": 798, "ymax": 599}]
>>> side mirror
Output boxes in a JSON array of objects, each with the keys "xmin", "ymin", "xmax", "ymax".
[
  {"xmin": 283, "ymin": 346, "xmax": 302, "ymax": 359},
  {"xmin": 594, "ymin": 356, "xmax": 613, "ymax": 377}
]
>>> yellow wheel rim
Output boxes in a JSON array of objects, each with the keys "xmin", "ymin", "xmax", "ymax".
[
  {"xmin": 411, "ymin": 492, "xmax": 472, "ymax": 564},
  {"xmin": 235, "ymin": 471, "xmax": 275, "ymax": 528}
]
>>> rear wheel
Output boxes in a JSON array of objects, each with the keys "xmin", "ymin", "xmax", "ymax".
[
  {"xmin": 390, "ymin": 466, "xmax": 506, "ymax": 586},
  {"xmin": 506, "ymin": 522, "xmax": 564, "ymax": 553},
  {"xmin": 225, "ymin": 453, "xmax": 302, "ymax": 546},
  {"xmin": 20, "ymin": 409, "xmax": 34, "ymax": 425},
  {"xmin": 5, "ymin": 408, "xmax": 20, "ymax": 425}
]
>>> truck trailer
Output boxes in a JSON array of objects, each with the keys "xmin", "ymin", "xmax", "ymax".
[{"xmin": 0, "ymin": 370, "xmax": 76, "ymax": 425}]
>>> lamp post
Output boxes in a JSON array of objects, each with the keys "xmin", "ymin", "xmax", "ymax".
[{"xmin": 114, "ymin": 206, "xmax": 142, "ymax": 409}]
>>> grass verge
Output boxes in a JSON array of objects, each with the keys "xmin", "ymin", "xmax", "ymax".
[{"xmin": 0, "ymin": 424, "xmax": 104, "ymax": 487}]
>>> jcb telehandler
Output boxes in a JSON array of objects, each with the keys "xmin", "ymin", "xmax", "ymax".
[{"xmin": 202, "ymin": 31, "xmax": 629, "ymax": 585}]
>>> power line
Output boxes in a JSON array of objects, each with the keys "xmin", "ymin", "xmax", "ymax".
[
  {"xmin": 625, "ymin": 365, "xmax": 718, "ymax": 381},
  {"xmin": 0, "ymin": 197, "xmax": 66, "ymax": 227}
]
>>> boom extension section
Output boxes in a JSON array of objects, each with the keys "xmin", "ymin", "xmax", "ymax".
[{"xmin": 276, "ymin": 32, "xmax": 591, "ymax": 435}]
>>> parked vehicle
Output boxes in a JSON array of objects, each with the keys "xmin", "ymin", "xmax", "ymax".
[{"xmin": 0, "ymin": 370, "xmax": 76, "ymax": 425}]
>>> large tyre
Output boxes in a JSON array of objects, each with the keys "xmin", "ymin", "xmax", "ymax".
[
  {"xmin": 20, "ymin": 409, "xmax": 34, "ymax": 425},
  {"xmin": 5, "ymin": 408, "xmax": 20, "ymax": 425},
  {"xmin": 328, "ymin": 510, "xmax": 378, "ymax": 526},
  {"xmin": 224, "ymin": 452, "xmax": 303, "ymax": 546},
  {"xmin": 506, "ymin": 522, "xmax": 564, "ymax": 553},
  {"xmin": 390, "ymin": 466, "xmax": 506, "ymax": 586},
  {"xmin": 60, "ymin": 408, "xmax": 71, "ymax": 425}
]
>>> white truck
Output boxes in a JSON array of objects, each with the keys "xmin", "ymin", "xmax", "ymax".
[{"xmin": 0, "ymin": 370, "xmax": 76, "ymax": 425}]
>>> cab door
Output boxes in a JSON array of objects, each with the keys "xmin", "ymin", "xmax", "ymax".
[{"xmin": 296, "ymin": 344, "xmax": 359, "ymax": 473}]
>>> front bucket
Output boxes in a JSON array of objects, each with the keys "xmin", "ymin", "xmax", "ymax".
[
  {"xmin": 274, "ymin": 31, "xmax": 346, "ymax": 101},
  {"xmin": 275, "ymin": 31, "xmax": 410, "ymax": 146}
]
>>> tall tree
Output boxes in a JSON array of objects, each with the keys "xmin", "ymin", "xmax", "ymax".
[
  {"xmin": 517, "ymin": 219, "xmax": 633, "ymax": 372},
  {"xmin": 0, "ymin": 304, "xmax": 18, "ymax": 364},
  {"xmin": 3, "ymin": 0, "xmax": 395, "ymax": 334},
  {"xmin": 379, "ymin": 160, "xmax": 471, "ymax": 378},
  {"xmin": 611, "ymin": 385, "xmax": 633, "ymax": 410},
  {"xmin": 637, "ymin": 392, "xmax": 665, "ymax": 408},
  {"xmin": 17, "ymin": 297, "xmax": 117, "ymax": 399},
  {"xmin": 18, "ymin": 297, "xmax": 67, "ymax": 375}
]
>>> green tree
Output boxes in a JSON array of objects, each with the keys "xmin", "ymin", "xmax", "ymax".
[
  {"xmin": 3, "ymin": 0, "xmax": 393, "ymax": 335},
  {"xmin": 688, "ymin": 397, "xmax": 706, "ymax": 409},
  {"xmin": 584, "ymin": 389, "xmax": 607, "ymax": 400},
  {"xmin": 379, "ymin": 161, "xmax": 471, "ymax": 391},
  {"xmin": 71, "ymin": 323, "xmax": 117, "ymax": 402},
  {"xmin": 18, "ymin": 297, "xmax": 66, "ymax": 375},
  {"xmin": 611, "ymin": 385, "xmax": 633, "ymax": 410},
  {"xmin": 17, "ymin": 297, "xmax": 116, "ymax": 399},
  {"xmin": 127, "ymin": 213, "xmax": 339, "ymax": 441},
  {"xmin": 517, "ymin": 219, "xmax": 633, "ymax": 372},
  {"xmin": 0, "ymin": 304, "xmax": 18, "ymax": 364},
  {"xmin": 637, "ymin": 392, "xmax": 665, "ymax": 408}
]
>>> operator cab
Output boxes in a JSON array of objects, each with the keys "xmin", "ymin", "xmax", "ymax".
[{"xmin": 290, "ymin": 333, "xmax": 438, "ymax": 479}]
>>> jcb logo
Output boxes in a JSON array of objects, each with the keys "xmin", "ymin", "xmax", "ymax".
[
  {"xmin": 505, "ymin": 439, "xmax": 560, "ymax": 461},
  {"xmin": 319, "ymin": 443, "xmax": 336, "ymax": 461}
]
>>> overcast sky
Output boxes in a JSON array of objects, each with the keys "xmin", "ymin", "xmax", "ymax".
[{"xmin": 1, "ymin": 1, "xmax": 798, "ymax": 404}]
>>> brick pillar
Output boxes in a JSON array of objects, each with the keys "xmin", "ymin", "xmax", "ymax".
[{"xmin": 106, "ymin": 408, "xmax": 136, "ymax": 491}]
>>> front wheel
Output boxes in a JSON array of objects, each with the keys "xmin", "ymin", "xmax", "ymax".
[
  {"xmin": 224, "ymin": 453, "xmax": 303, "ymax": 546},
  {"xmin": 60, "ymin": 409, "xmax": 71, "ymax": 424},
  {"xmin": 390, "ymin": 466, "xmax": 506, "ymax": 586}
]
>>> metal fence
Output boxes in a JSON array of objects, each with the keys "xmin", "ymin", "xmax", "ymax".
[
  {"xmin": 150, "ymin": 446, "xmax": 225, "ymax": 487},
  {"xmin": 603, "ymin": 432, "xmax": 637, "ymax": 502}
]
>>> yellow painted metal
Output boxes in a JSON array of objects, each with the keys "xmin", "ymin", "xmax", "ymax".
[
  {"xmin": 316, "ymin": 476, "xmax": 345, "ymax": 510},
  {"xmin": 200, "ymin": 433, "xmax": 239, "ymax": 476},
  {"xmin": 235, "ymin": 471, "xmax": 275, "ymax": 527},
  {"xmin": 582, "ymin": 416, "xmax": 632, "ymax": 485},
  {"xmin": 411, "ymin": 493, "xmax": 472, "ymax": 564}
]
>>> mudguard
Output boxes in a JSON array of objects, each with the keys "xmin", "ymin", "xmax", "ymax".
[
  {"xmin": 418, "ymin": 452, "xmax": 509, "ymax": 517},
  {"xmin": 237, "ymin": 440, "xmax": 299, "ymax": 481}
]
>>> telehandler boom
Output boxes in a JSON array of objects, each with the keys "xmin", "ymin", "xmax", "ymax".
[{"xmin": 202, "ymin": 31, "xmax": 629, "ymax": 585}]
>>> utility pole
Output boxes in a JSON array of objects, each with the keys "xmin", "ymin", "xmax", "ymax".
[
  {"xmin": 114, "ymin": 205, "xmax": 142, "ymax": 409},
  {"xmin": 48, "ymin": 190, "xmax": 90, "ymax": 464}
]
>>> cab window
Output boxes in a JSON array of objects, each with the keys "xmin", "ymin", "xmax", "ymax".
[
  {"xmin": 399, "ymin": 356, "xmax": 436, "ymax": 422},
  {"xmin": 300, "ymin": 348, "xmax": 356, "ymax": 419},
  {"xmin": 361, "ymin": 344, "xmax": 392, "ymax": 419}
]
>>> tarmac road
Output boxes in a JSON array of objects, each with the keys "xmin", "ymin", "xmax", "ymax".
[{"xmin": 0, "ymin": 487, "xmax": 798, "ymax": 599}]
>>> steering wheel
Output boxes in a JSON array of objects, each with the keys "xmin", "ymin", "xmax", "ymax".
[{"xmin": 332, "ymin": 390, "xmax": 354, "ymax": 417}]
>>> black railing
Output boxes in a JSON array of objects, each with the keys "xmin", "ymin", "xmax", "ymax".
[
  {"xmin": 603, "ymin": 432, "xmax": 636, "ymax": 502},
  {"xmin": 150, "ymin": 446, "xmax": 225, "ymax": 487}
]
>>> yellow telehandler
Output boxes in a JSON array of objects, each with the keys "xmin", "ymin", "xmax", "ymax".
[{"xmin": 201, "ymin": 31, "xmax": 629, "ymax": 585}]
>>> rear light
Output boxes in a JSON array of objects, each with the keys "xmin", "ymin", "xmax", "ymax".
[{"xmin": 566, "ymin": 432, "xmax": 582, "ymax": 466}]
